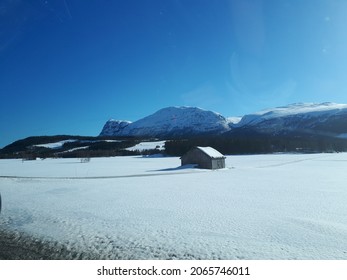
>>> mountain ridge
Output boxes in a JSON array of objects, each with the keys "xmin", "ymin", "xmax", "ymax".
[
  {"xmin": 100, "ymin": 106, "xmax": 232, "ymax": 138},
  {"xmin": 100, "ymin": 102, "xmax": 347, "ymax": 138}
]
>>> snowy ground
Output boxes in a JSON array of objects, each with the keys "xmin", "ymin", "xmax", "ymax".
[
  {"xmin": 0, "ymin": 153, "xmax": 347, "ymax": 259},
  {"xmin": 126, "ymin": 140, "xmax": 166, "ymax": 152}
]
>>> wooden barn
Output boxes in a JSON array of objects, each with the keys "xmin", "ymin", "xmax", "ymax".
[{"xmin": 181, "ymin": 146, "xmax": 226, "ymax": 170}]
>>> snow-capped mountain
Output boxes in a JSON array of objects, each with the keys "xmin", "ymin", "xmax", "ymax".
[
  {"xmin": 100, "ymin": 106, "xmax": 231, "ymax": 137},
  {"xmin": 100, "ymin": 103, "xmax": 347, "ymax": 138},
  {"xmin": 236, "ymin": 102, "xmax": 347, "ymax": 136},
  {"xmin": 100, "ymin": 120, "xmax": 132, "ymax": 136}
]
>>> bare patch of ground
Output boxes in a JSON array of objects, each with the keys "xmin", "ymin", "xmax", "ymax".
[{"xmin": 0, "ymin": 228, "xmax": 85, "ymax": 260}]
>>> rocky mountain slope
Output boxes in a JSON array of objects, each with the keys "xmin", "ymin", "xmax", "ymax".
[{"xmin": 100, "ymin": 106, "xmax": 231, "ymax": 138}]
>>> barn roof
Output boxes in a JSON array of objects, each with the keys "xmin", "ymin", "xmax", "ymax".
[{"xmin": 195, "ymin": 146, "xmax": 225, "ymax": 159}]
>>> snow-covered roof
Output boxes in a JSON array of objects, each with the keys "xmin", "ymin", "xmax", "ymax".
[{"xmin": 196, "ymin": 146, "xmax": 225, "ymax": 159}]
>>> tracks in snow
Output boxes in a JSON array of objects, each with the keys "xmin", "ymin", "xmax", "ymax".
[
  {"xmin": 256, "ymin": 154, "xmax": 332, "ymax": 169},
  {"xmin": 0, "ymin": 170, "xmax": 202, "ymax": 180}
]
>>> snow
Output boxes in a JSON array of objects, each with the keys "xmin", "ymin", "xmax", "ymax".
[
  {"xmin": 237, "ymin": 102, "xmax": 347, "ymax": 126},
  {"xmin": 100, "ymin": 103, "xmax": 347, "ymax": 137},
  {"xmin": 126, "ymin": 141, "xmax": 166, "ymax": 152},
  {"xmin": 34, "ymin": 140, "xmax": 77, "ymax": 149},
  {"xmin": 100, "ymin": 106, "xmax": 231, "ymax": 137},
  {"xmin": 100, "ymin": 120, "xmax": 132, "ymax": 136},
  {"xmin": 61, "ymin": 146, "xmax": 90, "ymax": 153},
  {"xmin": 34, "ymin": 139, "xmax": 122, "ymax": 152},
  {"xmin": 196, "ymin": 146, "xmax": 225, "ymax": 158},
  {"xmin": 1, "ymin": 153, "xmax": 347, "ymax": 259},
  {"xmin": 227, "ymin": 116, "xmax": 242, "ymax": 124}
]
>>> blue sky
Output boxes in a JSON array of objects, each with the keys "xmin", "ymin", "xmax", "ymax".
[{"xmin": 1, "ymin": 0, "xmax": 347, "ymax": 147}]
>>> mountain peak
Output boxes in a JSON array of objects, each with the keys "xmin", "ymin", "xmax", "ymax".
[
  {"xmin": 100, "ymin": 120, "xmax": 132, "ymax": 136},
  {"xmin": 100, "ymin": 106, "xmax": 231, "ymax": 137}
]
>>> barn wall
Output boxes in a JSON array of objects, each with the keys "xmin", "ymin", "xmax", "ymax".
[
  {"xmin": 181, "ymin": 148, "xmax": 212, "ymax": 169},
  {"xmin": 211, "ymin": 158, "xmax": 225, "ymax": 169},
  {"xmin": 181, "ymin": 147, "xmax": 226, "ymax": 170}
]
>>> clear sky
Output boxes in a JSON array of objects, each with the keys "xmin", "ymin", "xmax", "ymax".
[{"xmin": 1, "ymin": 0, "xmax": 347, "ymax": 147}]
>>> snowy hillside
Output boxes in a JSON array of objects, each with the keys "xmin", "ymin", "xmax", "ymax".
[
  {"xmin": 236, "ymin": 102, "xmax": 347, "ymax": 135},
  {"xmin": 1, "ymin": 153, "xmax": 347, "ymax": 259},
  {"xmin": 100, "ymin": 106, "xmax": 232, "ymax": 137},
  {"xmin": 125, "ymin": 140, "xmax": 165, "ymax": 152}
]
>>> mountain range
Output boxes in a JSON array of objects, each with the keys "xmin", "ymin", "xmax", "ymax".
[
  {"xmin": 100, "ymin": 102, "xmax": 347, "ymax": 139},
  {"xmin": 2, "ymin": 102, "xmax": 347, "ymax": 159}
]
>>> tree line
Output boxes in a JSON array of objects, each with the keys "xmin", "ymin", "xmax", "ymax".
[{"xmin": 164, "ymin": 132, "xmax": 347, "ymax": 156}]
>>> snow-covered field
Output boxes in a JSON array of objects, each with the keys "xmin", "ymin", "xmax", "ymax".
[
  {"xmin": 126, "ymin": 141, "xmax": 166, "ymax": 152},
  {"xmin": 0, "ymin": 153, "xmax": 347, "ymax": 259}
]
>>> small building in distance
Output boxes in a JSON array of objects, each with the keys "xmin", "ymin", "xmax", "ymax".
[{"xmin": 181, "ymin": 146, "xmax": 226, "ymax": 170}]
